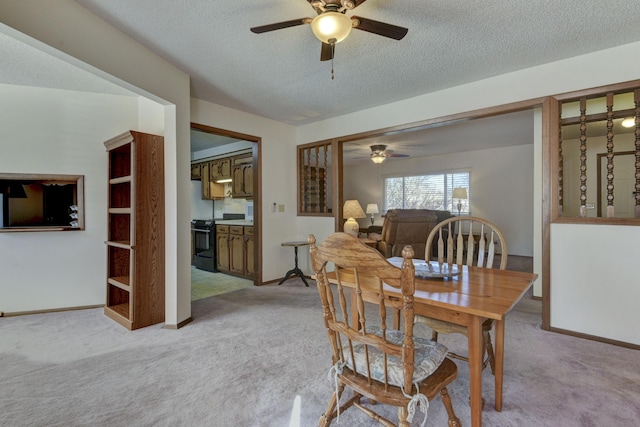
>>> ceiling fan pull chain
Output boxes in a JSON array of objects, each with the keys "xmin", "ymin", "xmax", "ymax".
[{"xmin": 330, "ymin": 41, "xmax": 336, "ymax": 80}]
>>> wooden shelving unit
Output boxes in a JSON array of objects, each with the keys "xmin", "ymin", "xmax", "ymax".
[{"xmin": 104, "ymin": 130, "xmax": 165, "ymax": 330}]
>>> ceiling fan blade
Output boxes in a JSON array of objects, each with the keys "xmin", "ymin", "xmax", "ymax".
[
  {"xmin": 386, "ymin": 153, "xmax": 410, "ymax": 158},
  {"xmin": 351, "ymin": 16, "xmax": 408, "ymax": 40},
  {"xmin": 250, "ymin": 18, "xmax": 311, "ymax": 34},
  {"xmin": 320, "ymin": 43, "xmax": 334, "ymax": 61}
]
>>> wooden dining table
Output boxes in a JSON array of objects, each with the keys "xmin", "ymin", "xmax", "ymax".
[{"xmin": 324, "ymin": 260, "xmax": 538, "ymax": 427}]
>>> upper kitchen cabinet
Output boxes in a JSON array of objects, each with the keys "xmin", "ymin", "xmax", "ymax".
[
  {"xmin": 200, "ymin": 162, "xmax": 224, "ymax": 200},
  {"xmin": 210, "ymin": 158, "xmax": 231, "ymax": 181},
  {"xmin": 231, "ymin": 155, "xmax": 253, "ymax": 198},
  {"xmin": 190, "ymin": 163, "xmax": 202, "ymax": 180}
]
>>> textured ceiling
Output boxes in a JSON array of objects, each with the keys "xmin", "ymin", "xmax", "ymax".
[{"xmin": 72, "ymin": 0, "xmax": 640, "ymax": 126}]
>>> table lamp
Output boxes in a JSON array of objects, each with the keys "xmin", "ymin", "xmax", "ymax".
[
  {"xmin": 452, "ymin": 187, "xmax": 467, "ymax": 216},
  {"xmin": 343, "ymin": 200, "xmax": 366, "ymax": 237},
  {"xmin": 365, "ymin": 203, "xmax": 379, "ymax": 225}
]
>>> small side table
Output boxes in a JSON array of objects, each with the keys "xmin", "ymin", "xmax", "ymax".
[
  {"xmin": 278, "ymin": 240, "xmax": 310, "ymax": 287},
  {"xmin": 359, "ymin": 238, "xmax": 378, "ymax": 249}
]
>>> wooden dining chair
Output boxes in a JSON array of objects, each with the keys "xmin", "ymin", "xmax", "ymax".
[
  {"xmin": 415, "ymin": 216, "xmax": 508, "ymax": 374},
  {"xmin": 309, "ymin": 232, "xmax": 460, "ymax": 427}
]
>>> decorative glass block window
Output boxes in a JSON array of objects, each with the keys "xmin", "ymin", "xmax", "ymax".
[
  {"xmin": 298, "ymin": 142, "xmax": 333, "ymax": 215},
  {"xmin": 556, "ymin": 84, "xmax": 640, "ymax": 220}
]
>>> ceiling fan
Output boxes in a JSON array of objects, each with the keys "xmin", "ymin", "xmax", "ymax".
[
  {"xmin": 369, "ymin": 144, "xmax": 409, "ymax": 164},
  {"xmin": 250, "ymin": 0, "xmax": 408, "ymax": 63}
]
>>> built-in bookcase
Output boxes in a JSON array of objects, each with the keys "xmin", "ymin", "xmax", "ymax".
[{"xmin": 104, "ymin": 130, "xmax": 165, "ymax": 330}]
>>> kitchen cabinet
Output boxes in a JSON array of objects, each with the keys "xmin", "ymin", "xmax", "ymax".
[
  {"xmin": 103, "ymin": 130, "xmax": 165, "ymax": 330},
  {"xmin": 190, "ymin": 163, "xmax": 201, "ymax": 180},
  {"xmin": 229, "ymin": 226, "xmax": 244, "ymax": 274},
  {"xmin": 244, "ymin": 226, "xmax": 255, "ymax": 278},
  {"xmin": 216, "ymin": 224, "xmax": 254, "ymax": 279},
  {"xmin": 210, "ymin": 158, "xmax": 231, "ymax": 181},
  {"xmin": 231, "ymin": 155, "xmax": 253, "ymax": 198},
  {"xmin": 216, "ymin": 225, "xmax": 230, "ymax": 271},
  {"xmin": 200, "ymin": 161, "xmax": 224, "ymax": 200}
]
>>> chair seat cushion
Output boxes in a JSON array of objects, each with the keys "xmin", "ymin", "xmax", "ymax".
[{"xmin": 343, "ymin": 328, "xmax": 448, "ymax": 388}]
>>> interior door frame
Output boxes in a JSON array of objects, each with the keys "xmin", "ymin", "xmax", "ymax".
[
  {"xmin": 190, "ymin": 122, "xmax": 262, "ymax": 286},
  {"xmin": 325, "ymin": 97, "xmax": 550, "ymax": 328}
]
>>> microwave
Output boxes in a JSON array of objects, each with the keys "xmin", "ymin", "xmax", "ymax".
[{"xmin": 245, "ymin": 200, "xmax": 254, "ymax": 221}]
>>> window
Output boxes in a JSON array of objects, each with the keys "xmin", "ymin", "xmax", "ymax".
[{"xmin": 383, "ymin": 171, "xmax": 470, "ymax": 215}]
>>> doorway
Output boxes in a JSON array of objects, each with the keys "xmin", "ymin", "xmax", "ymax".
[{"xmin": 189, "ymin": 123, "xmax": 262, "ymax": 300}]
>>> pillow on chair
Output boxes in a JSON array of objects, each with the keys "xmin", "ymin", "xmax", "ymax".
[{"xmin": 344, "ymin": 328, "xmax": 448, "ymax": 387}]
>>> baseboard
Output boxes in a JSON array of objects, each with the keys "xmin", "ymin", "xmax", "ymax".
[
  {"xmin": 549, "ymin": 326, "xmax": 640, "ymax": 350},
  {"xmin": 164, "ymin": 316, "xmax": 193, "ymax": 330},
  {"xmin": 2, "ymin": 304, "xmax": 104, "ymax": 317}
]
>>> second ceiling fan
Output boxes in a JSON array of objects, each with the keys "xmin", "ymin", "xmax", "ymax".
[
  {"xmin": 250, "ymin": 0, "xmax": 408, "ymax": 62},
  {"xmin": 369, "ymin": 144, "xmax": 409, "ymax": 164}
]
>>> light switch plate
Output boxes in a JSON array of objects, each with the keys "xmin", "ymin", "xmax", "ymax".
[{"xmin": 278, "ymin": 204, "xmax": 285, "ymax": 213}]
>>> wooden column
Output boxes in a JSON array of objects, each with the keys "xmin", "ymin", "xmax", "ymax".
[
  {"xmin": 579, "ymin": 97, "xmax": 588, "ymax": 217},
  {"xmin": 605, "ymin": 93, "xmax": 615, "ymax": 218}
]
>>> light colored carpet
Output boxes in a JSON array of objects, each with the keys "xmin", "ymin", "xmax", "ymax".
[{"xmin": 1, "ymin": 279, "xmax": 639, "ymax": 426}]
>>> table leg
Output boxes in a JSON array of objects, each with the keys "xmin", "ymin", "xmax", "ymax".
[
  {"xmin": 278, "ymin": 246, "xmax": 309, "ymax": 286},
  {"xmin": 468, "ymin": 315, "xmax": 483, "ymax": 427},
  {"xmin": 494, "ymin": 319, "xmax": 505, "ymax": 412}
]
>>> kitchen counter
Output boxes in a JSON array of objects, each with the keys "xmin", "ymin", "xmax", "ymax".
[{"xmin": 214, "ymin": 219, "xmax": 253, "ymax": 226}]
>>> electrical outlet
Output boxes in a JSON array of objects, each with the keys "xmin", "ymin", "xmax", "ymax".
[
  {"xmin": 586, "ymin": 203, "xmax": 595, "ymax": 210},
  {"xmin": 278, "ymin": 204, "xmax": 285, "ymax": 213}
]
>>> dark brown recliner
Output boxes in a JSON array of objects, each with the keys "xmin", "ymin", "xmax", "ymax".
[{"xmin": 378, "ymin": 209, "xmax": 448, "ymax": 260}]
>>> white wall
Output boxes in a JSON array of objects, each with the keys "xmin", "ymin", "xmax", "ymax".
[
  {"xmin": 0, "ymin": 84, "xmax": 138, "ymax": 313},
  {"xmin": 0, "ymin": 0, "xmax": 192, "ymax": 326},
  {"xmin": 551, "ymin": 224, "xmax": 640, "ymax": 344},
  {"xmin": 297, "ymin": 41, "xmax": 640, "ymax": 345},
  {"xmin": 344, "ymin": 144, "xmax": 534, "ymax": 256}
]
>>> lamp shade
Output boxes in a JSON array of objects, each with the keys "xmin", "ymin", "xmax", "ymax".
[
  {"xmin": 452, "ymin": 188, "xmax": 468, "ymax": 199},
  {"xmin": 365, "ymin": 203, "xmax": 379, "ymax": 215},
  {"xmin": 343, "ymin": 200, "xmax": 365, "ymax": 237},
  {"xmin": 343, "ymin": 200, "xmax": 365, "ymax": 219},
  {"xmin": 310, "ymin": 11, "xmax": 353, "ymax": 44}
]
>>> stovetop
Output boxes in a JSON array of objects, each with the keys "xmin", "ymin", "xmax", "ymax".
[{"xmin": 191, "ymin": 213, "xmax": 245, "ymax": 227}]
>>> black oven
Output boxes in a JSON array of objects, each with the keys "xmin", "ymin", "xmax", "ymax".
[
  {"xmin": 191, "ymin": 213, "xmax": 245, "ymax": 273},
  {"xmin": 192, "ymin": 219, "xmax": 215, "ymax": 272}
]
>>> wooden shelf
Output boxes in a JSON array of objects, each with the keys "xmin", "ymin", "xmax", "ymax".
[
  {"xmin": 109, "ymin": 175, "xmax": 132, "ymax": 185},
  {"xmin": 107, "ymin": 302, "xmax": 130, "ymax": 318},
  {"xmin": 106, "ymin": 240, "xmax": 132, "ymax": 249},
  {"xmin": 104, "ymin": 304, "xmax": 133, "ymax": 329},
  {"xmin": 104, "ymin": 130, "xmax": 165, "ymax": 331},
  {"xmin": 108, "ymin": 276, "xmax": 131, "ymax": 290},
  {"xmin": 108, "ymin": 208, "xmax": 132, "ymax": 215}
]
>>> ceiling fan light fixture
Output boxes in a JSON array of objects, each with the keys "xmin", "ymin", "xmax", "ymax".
[
  {"xmin": 370, "ymin": 153, "xmax": 386, "ymax": 164},
  {"xmin": 311, "ymin": 11, "xmax": 352, "ymax": 44}
]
